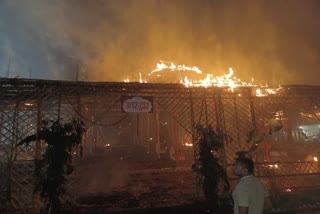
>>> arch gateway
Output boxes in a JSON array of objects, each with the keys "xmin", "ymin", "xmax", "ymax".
[{"xmin": 1, "ymin": 78, "xmax": 320, "ymax": 210}]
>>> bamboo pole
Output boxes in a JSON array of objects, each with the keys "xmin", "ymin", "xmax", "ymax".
[{"xmin": 33, "ymin": 95, "xmax": 42, "ymax": 213}]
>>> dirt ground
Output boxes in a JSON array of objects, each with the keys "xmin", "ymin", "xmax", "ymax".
[
  {"xmin": 66, "ymin": 204, "xmax": 320, "ymax": 214},
  {"xmin": 67, "ymin": 153, "xmax": 320, "ymax": 214},
  {"xmin": 66, "ymin": 204, "xmax": 233, "ymax": 214}
]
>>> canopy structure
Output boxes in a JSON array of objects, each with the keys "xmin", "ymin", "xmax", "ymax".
[{"xmin": 1, "ymin": 78, "xmax": 320, "ymax": 209}]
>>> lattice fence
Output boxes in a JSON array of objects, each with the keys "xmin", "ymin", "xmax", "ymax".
[{"xmin": 1, "ymin": 79, "xmax": 320, "ymax": 211}]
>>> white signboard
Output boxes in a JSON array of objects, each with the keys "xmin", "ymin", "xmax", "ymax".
[{"xmin": 121, "ymin": 96, "xmax": 153, "ymax": 113}]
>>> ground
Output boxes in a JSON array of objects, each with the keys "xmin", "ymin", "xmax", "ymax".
[
  {"xmin": 63, "ymin": 151, "xmax": 320, "ymax": 214},
  {"xmin": 65, "ymin": 204, "xmax": 320, "ymax": 214}
]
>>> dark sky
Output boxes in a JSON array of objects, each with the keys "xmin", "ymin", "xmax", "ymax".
[{"xmin": 0, "ymin": 0, "xmax": 319, "ymax": 85}]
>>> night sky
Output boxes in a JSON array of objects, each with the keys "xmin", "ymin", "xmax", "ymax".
[{"xmin": 0, "ymin": 0, "xmax": 319, "ymax": 85}]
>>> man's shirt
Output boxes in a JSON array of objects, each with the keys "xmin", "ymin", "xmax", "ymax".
[{"xmin": 232, "ymin": 175, "xmax": 267, "ymax": 214}]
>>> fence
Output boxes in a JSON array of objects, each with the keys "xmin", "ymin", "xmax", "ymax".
[{"xmin": 1, "ymin": 78, "xmax": 320, "ymax": 210}]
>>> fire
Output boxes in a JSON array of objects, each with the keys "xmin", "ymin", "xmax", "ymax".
[
  {"xmin": 181, "ymin": 67, "xmax": 252, "ymax": 93},
  {"xmin": 255, "ymin": 88, "xmax": 280, "ymax": 97},
  {"xmin": 151, "ymin": 61, "xmax": 202, "ymax": 74},
  {"xmin": 139, "ymin": 73, "xmax": 143, "ymax": 83},
  {"xmin": 148, "ymin": 62, "xmax": 252, "ymax": 91},
  {"xmin": 124, "ymin": 73, "xmax": 145, "ymax": 83},
  {"xmin": 124, "ymin": 61, "xmax": 281, "ymax": 97}
]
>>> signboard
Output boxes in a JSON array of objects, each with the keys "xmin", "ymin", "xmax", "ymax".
[{"xmin": 121, "ymin": 96, "xmax": 153, "ymax": 113}]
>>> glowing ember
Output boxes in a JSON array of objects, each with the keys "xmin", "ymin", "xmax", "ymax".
[
  {"xmin": 268, "ymin": 164, "xmax": 279, "ymax": 169},
  {"xmin": 184, "ymin": 143, "xmax": 193, "ymax": 147},
  {"xmin": 24, "ymin": 102, "xmax": 34, "ymax": 106}
]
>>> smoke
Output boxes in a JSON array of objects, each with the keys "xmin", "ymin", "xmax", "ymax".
[{"xmin": 0, "ymin": 0, "xmax": 319, "ymax": 85}]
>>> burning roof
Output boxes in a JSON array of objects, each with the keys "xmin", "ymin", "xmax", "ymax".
[{"xmin": 125, "ymin": 61, "xmax": 282, "ymax": 97}]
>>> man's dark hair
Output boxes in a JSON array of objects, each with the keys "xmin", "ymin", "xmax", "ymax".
[{"xmin": 236, "ymin": 157, "xmax": 254, "ymax": 174}]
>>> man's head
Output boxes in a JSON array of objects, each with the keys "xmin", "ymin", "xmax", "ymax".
[{"xmin": 233, "ymin": 157, "xmax": 254, "ymax": 177}]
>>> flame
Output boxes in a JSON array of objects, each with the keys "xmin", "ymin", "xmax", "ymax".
[
  {"xmin": 151, "ymin": 61, "xmax": 202, "ymax": 74},
  {"xmin": 181, "ymin": 76, "xmax": 192, "ymax": 88},
  {"xmin": 255, "ymin": 87, "xmax": 280, "ymax": 97},
  {"xmin": 124, "ymin": 73, "xmax": 145, "ymax": 83},
  {"xmin": 139, "ymin": 73, "xmax": 143, "ymax": 83},
  {"xmin": 180, "ymin": 67, "xmax": 248, "ymax": 92},
  {"xmin": 124, "ymin": 61, "xmax": 281, "ymax": 97}
]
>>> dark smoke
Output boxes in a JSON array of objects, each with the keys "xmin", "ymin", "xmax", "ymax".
[{"xmin": 0, "ymin": 0, "xmax": 319, "ymax": 85}]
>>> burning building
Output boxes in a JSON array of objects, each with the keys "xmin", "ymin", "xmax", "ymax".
[{"xmin": 1, "ymin": 66, "xmax": 320, "ymax": 210}]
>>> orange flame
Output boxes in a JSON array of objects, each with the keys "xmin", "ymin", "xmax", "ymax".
[
  {"xmin": 181, "ymin": 67, "xmax": 249, "ymax": 92},
  {"xmin": 124, "ymin": 61, "xmax": 281, "ymax": 97},
  {"xmin": 151, "ymin": 61, "xmax": 202, "ymax": 74}
]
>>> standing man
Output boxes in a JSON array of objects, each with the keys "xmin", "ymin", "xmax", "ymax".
[{"xmin": 232, "ymin": 157, "xmax": 270, "ymax": 214}]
